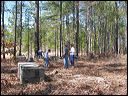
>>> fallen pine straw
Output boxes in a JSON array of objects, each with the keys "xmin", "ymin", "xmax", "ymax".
[{"xmin": 1, "ymin": 54, "xmax": 127, "ymax": 95}]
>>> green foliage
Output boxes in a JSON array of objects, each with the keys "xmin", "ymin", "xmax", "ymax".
[{"xmin": 1, "ymin": 1, "xmax": 127, "ymax": 55}]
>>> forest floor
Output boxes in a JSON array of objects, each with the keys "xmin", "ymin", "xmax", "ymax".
[{"xmin": 1, "ymin": 54, "xmax": 127, "ymax": 95}]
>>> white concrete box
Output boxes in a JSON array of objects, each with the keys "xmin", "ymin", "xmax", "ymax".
[
  {"xmin": 18, "ymin": 62, "xmax": 38, "ymax": 78},
  {"xmin": 18, "ymin": 62, "xmax": 44, "ymax": 84},
  {"xmin": 21, "ymin": 66, "xmax": 44, "ymax": 84}
]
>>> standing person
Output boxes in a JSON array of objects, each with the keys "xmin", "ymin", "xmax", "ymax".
[
  {"xmin": 38, "ymin": 48, "xmax": 42, "ymax": 59},
  {"xmin": 70, "ymin": 44, "xmax": 75, "ymax": 67},
  {"xmin": 63, "ymin": 44, "xmax": 69, "ymax": 69},
  {"xmin": 44, "ymin": 49, "xmax": 51, "ymax": 68}
]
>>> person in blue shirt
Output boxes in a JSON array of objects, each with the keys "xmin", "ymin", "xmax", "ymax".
[
  {"xmin": 63, "ymin": 44, "xmax": 69, "ymax": 69},
  {"xmin": 44, "ymin": 49, "xmax": 51, "ymax": 68}
]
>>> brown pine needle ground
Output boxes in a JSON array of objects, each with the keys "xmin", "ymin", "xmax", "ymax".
[{"xmin": 1, "ymin": 54, "xmax": 127, "ymax": 95}]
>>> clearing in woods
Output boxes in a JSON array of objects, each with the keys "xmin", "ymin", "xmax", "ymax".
[
  {"xmin": 1, "ymin": 1, "xmax": 127, "ymax": 95},
  {"xmin": 1, "ymin": 54, "xmax": 127, "ymax": 95}
]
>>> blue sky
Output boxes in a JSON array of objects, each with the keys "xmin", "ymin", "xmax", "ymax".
[
  {"xmin": 3, "ymin": 1, "xmax": 48, "ymax": 30},
  {"xmin": 3, "ymin": 1, "xmax": 85, "ymax": 26},
  {"xmin": 2, "ymin": 1, "xmax": 127, "ymax": 30},
  {"xmin": 3, "ymin": 1, "xmax": 36, "ymax": 28},
  {"xmin": 4, "ymin": 1, "xmax": 15, "ymax": 26}
]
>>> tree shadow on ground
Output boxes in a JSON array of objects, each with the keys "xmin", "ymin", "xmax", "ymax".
[
  {"xmin": 1, "ymin": 66, "xmax": 17, "ymax": 73},
  {"xmin": 76, "ymin": 64, "xmax": 95, "ymax": 69},
  {"xmin": 98, "ymin": 63, "xmax": 126, "ymax": 73},
  {"xmin": 75, "ymin": 62, "xmax": 100, "ymax": 69},
  {"xmin": 105, "ymin": 63, "xmax": 125, "ymax": 67},
  {"xmin": 75, "ymin": 62, "xmax": 126, "ymax": 75}
]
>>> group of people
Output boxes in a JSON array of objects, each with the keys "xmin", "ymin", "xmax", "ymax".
[
  {"xmin": 63, "ymin": 44, "xmax": 75, "ymax": 69},
  {"xmin": 37, "ymin": 48, "xmax": 51, "ymax": 68},
  {"xmin": 37, "ymin": 43, "xmax": 75, "ymax": 69}
]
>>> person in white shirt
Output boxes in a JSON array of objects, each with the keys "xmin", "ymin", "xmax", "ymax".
[{"xmin": 70, "ymin": 44, "xmax": 75, "ymax": 67}]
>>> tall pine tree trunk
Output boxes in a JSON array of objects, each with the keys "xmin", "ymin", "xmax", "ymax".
[
  {"xmin": 93, "ymin": 7, "xmax": 96, "ymax": 54},
  {"xmin": 86, "ymin": 6, "xmax": 89, "ymax": 56},
  {"xmin": 14, "ymin": 1, "xmax": 17, "ymax": 60},
  {"xmin": 35, "ymin": 1, "xmax": 39, "ymax": 57},
  {"xmin": 2, "ymin": 1, "xmax": 5, "ymax": 59},
  {"xmin": 104, "ymin": 17, "xmax": 107, "ymax": 53},
  {"xmin": 115, "ymin": 1, "xmax": 118, "ymax": 54},
  {"xmin": 19, "ymin": 1, "xmax": 22, "ymax": 56},
  {"xmin": 66, "ymin": 14, "xmax": 70, "ymax": 47},
  {"xmin": 61, "ymin": 4, "xmax": 64, "ymax": 56},
  {"xmin": 94, "ymin": 24, "xmax": 96, "ymax": 54},
  {"xmin": 90, "ymin": 6, "xmax": 93, "ymax": 54},
  {"xmin": 125, "ymin": 2, "xmax": 127, "ymax": 54},
  {"xmin": 39, "ymin": 6, "xmax": 42, "ymax": 49},
  {"xmin": 60, "ymin": 1, "xmax": 62, "ymax": 57},
  {"xmin": 57, "ymin": 27, "xmax": 59, "ymax": 57},
  {"xmin": 98, "ymin": 16, "xmax": 102, "ymax": 54},
  {"xmin": 72, "ymin": 1, "xmax": 75, "ymax": 45},
  {"xmin": 28, "ymin": 15, "xmax": 29, "ymax": 59},
  {"xmin": 55, "ymin": 27, "xmax": 57, "ymax": 58},
  {"xmin": 76, "ymin": 1, "xmax": 79, "ymax": 57}
]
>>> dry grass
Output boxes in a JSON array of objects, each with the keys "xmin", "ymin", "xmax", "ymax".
[{"xmin": 1, "ymin": 54, "xmax": 127, "ymax": 95}]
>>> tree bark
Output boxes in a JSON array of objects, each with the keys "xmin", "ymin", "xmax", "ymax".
[
  {"xmin": 72, "ymin": 1, "xmax": 75, "ymax": 45},
  {"xmin": 55, "ymin": 27, "xmax": 57, "ymax": 58},
  {"xmin": 76, "ymin": 1, "xmax": 79, "ymax": 57},
  {"xmin": 62, "ymin": 15, "xmax": 65, "ymax": 55},
  {"xmin": 115, "ymin": 1, "xmax": 118, "ymax": 54},
  {"xmin": 94, "ymin": 24, "xmax": 96, "ymax": 54},
  {"xmin": 35, "ymin": 1, "xmax": 39, "ymax": 57},
  {"xmin": 2, "ymin": 1, "xmax": 5, "ymax": 59},
  {"xmin": 57, "ymin": 27, "xmax": 59, "ymax": 57},
  {"xmin": 19, "ymin": 1, "xmax": 22, "ymax": 56},
  {"xmin": 28, "ymin": 15, "xmax": 29, "ymax": 59},
  {"xmin": 86, "ymin": 6, "xmax": 89, "ymax": 56},
  {"xmin": 60, "ymin": 1, "xmax": 62, "ymax": 57},
  {"xmin": 66, "ymin": 14, "xmax": 70, "ymax": 47},
  {"xmin": 14, "ymin": 1, "xmax": 17, "ymax": 60},
  {"xmin": 39, "ymin": 5, "xmax": 42, "ymax": 49},
  {"xmin": 104, "ymin": 17, "xmax": 107, "ymax": 53}
]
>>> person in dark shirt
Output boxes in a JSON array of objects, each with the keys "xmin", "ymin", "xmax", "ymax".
[
  {"xmin": 38, "ymin": 48, "xmax": 42, "ymax": 59},
  {"xmin": 63, "ymin": 44, "xmax": 69, "ymax": 69}
]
